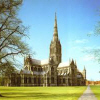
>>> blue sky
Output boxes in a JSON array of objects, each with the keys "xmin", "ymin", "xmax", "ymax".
[{"xmin": 18, "ymin": 0, "xmax": 100, "ymax": 81}]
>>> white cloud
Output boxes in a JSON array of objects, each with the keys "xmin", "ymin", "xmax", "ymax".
[
  {"xmin": 71, "ymin": 46, "xmax": 82, "ymax": 51},
  {"xmin": 82, "ymin": 54, "xmax": 95, "ymax": 61},
  {"xmin": 82, "ymin": 46, "xmax": 93, "ymax": 50},
  {"xmin": 75, "ymin": 39, "xmax": 88, "ymax": 44}
]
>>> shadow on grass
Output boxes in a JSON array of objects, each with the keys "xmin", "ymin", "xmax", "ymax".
[
  {"xmin": 0, "ymin": 94, "xmax": 4, "ymax": 97},
  {"xmin": 1, "ymin": 92, "xmax": 86, "ymax": 99}
]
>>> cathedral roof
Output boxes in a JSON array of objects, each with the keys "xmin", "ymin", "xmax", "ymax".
[
  {"xmin": 58, "ymin": 61, "xmax": 70, "ymax": 68},
  {"xmin": 31, "ymin": 59, "xmax": 41, "ymax": 65},
  {"xmin": 33, "ymin": 71, "xmax": 48, "ymax": 75},
  {"xmin": 21, "ymin": 69, "xmax": 32, "ymax": 74},
  {"xmin": 41, "ymin": 59, "xmax": 49, "ymax": 65},
  {"xmin": 31, "ymin": 59, "xmax": 49, "ymax": 65}
]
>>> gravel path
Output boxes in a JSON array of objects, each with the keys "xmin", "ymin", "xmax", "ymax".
[{"xmin": 78, "ymin": 86, "xmax": 97, "ymax": 100}]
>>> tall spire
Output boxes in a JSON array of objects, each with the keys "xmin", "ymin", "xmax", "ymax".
[
  {"xmin": 83, "ymin": 66, "xmax": 86, "ymax": 71},
  {"xmin": 53, "ymin": 12, "xmax": 58, "ymax": 41},
  {"xmin": 50, "ymin": 13, "xmax": 62, "ymax": 64}
]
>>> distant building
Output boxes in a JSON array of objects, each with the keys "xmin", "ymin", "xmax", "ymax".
[
  {"xmin": 86, "ymin": 80, "xmax": 100, "ymax": 85},
  {"xmin": 8, "ymin": 14, "xmax": 86, "ymax": 86}
]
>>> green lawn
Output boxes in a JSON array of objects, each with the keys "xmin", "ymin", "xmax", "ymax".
[
  {"xmin": 0, "ymin": 86, "xmax": 86, "ymax": 100},
  {"xmin": 90, "ymin": 85, "xmax": 100, "ymax": 100}
]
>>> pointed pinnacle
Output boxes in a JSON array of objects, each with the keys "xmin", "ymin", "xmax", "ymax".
[
  {"xmin": 84, "ymin": 66, "xmax": 86, "ymax": 70},
  {"xmin": 53, "ymin": 13, "xmax": 58, "ymax": 41},
  {"xmin": 54, "ymin": 13, "xmax": 57, "ymax": 28}
]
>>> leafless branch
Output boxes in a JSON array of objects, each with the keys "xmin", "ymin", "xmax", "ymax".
[
  {"xmin": 0, "ymin": 50, "xmax": 22, "ymax": 60},
  {"xmin": 0, "ymin": 26, "xmax": 19, "ymax": 47},
  {"xmin": 0, "ymin": 16, "xmax": 10, "ymax": 32}
]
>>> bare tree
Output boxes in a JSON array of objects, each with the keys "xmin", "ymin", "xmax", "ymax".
[
  {"xmin": 90, "ymin": 22, "xmax": 100, "ymax": 64},
  {"xmin": 0, "ymin": 0, "xmax": 30, "ymax": 65},
  {"xmin": 0, "ymin": 0, "xmax": 31, "ymax": 91}
]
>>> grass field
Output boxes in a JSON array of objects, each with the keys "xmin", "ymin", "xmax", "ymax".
[
  {"xmin": 0, "ymin": 86, "xmax": 86, "ymax": 100},
  {"xmin": 90, "ymin": 85, "xmax": 100, "ymax": 100}
]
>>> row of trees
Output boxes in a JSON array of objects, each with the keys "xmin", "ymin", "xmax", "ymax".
[{"xmin": 0, "ymin": 0, "xmax": 30, "ymax": 89}]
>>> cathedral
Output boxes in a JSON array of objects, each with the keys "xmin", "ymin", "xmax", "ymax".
[{"xmin": 8, "ymin": 14, "xmax": 86, "ymax": 86}]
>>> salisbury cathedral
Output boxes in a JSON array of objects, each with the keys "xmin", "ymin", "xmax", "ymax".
[{"xmin": 8, "ymin": 14, "xmax": 86, "ymax": 86}]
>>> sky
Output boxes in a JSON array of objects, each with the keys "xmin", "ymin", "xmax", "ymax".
[{"xmin": 17, "ymin": 0, "xmax": 100, "ymax": 81}]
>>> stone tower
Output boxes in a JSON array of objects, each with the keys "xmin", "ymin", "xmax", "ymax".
[
  {"xmin": 70, "ymin": 60, "xmax": 77, "ymax": 86},
  {"xmin": 82, "ymin": 66, "xmax": 86, "ymax": 85},
  {"xmin": 49, "ymin": 13, "xmax": 62, "ymax": 86},
  {"xmin": 49, "ymin": 13, "xmax": 61, "ymax": 65},
  {"xmin": 24, "ymin": 55, "xmax": 32, "ymax": 71},
  {"xmin": 82, "ymin": 66, "xmax": 86, "ymax": 80}
]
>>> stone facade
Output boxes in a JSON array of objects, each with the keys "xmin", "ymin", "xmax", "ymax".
[{"xmin": 9, "ymin": 14, "xmax": 86, "ymax": 86}]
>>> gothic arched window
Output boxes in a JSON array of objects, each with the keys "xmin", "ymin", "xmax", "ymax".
[
  {"xmin": 31, "ymin": 67, "xmax": 33, "ymax": 71},
  {"xmin": 38, "ymin": 78, "xmax": 41, "ymax": 85},
  {"xmin": 34, "ymin": 67, "xmax": 37, "ymax": 71},
  {"xmin": 29, "ymin": 77, "xmax": 31, "ymax": 83},
  {"xmin": 47, "ymin": 78, "xmax": 49, "ymax": 84},
  {"xmin": 51, "ymin": 77, "xmax": 54, "ymax": 84},
  {"xmin": 72, "ymin": 69, "xmax": 74, "ymax": 74},
  {"xmin": 24, "ymin": 77, "xmax": 27, "ymax": 84},
  {"xmin": 63, "ymin": 78, "xmax": 65, "ymax": 83},
  {"xmin": 34, "ymin": 78, "xmax": 36, "ymax": 84},
  {"xmin": 51, "ymin": 66, "xmax": 54, "ymax": 71}
]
